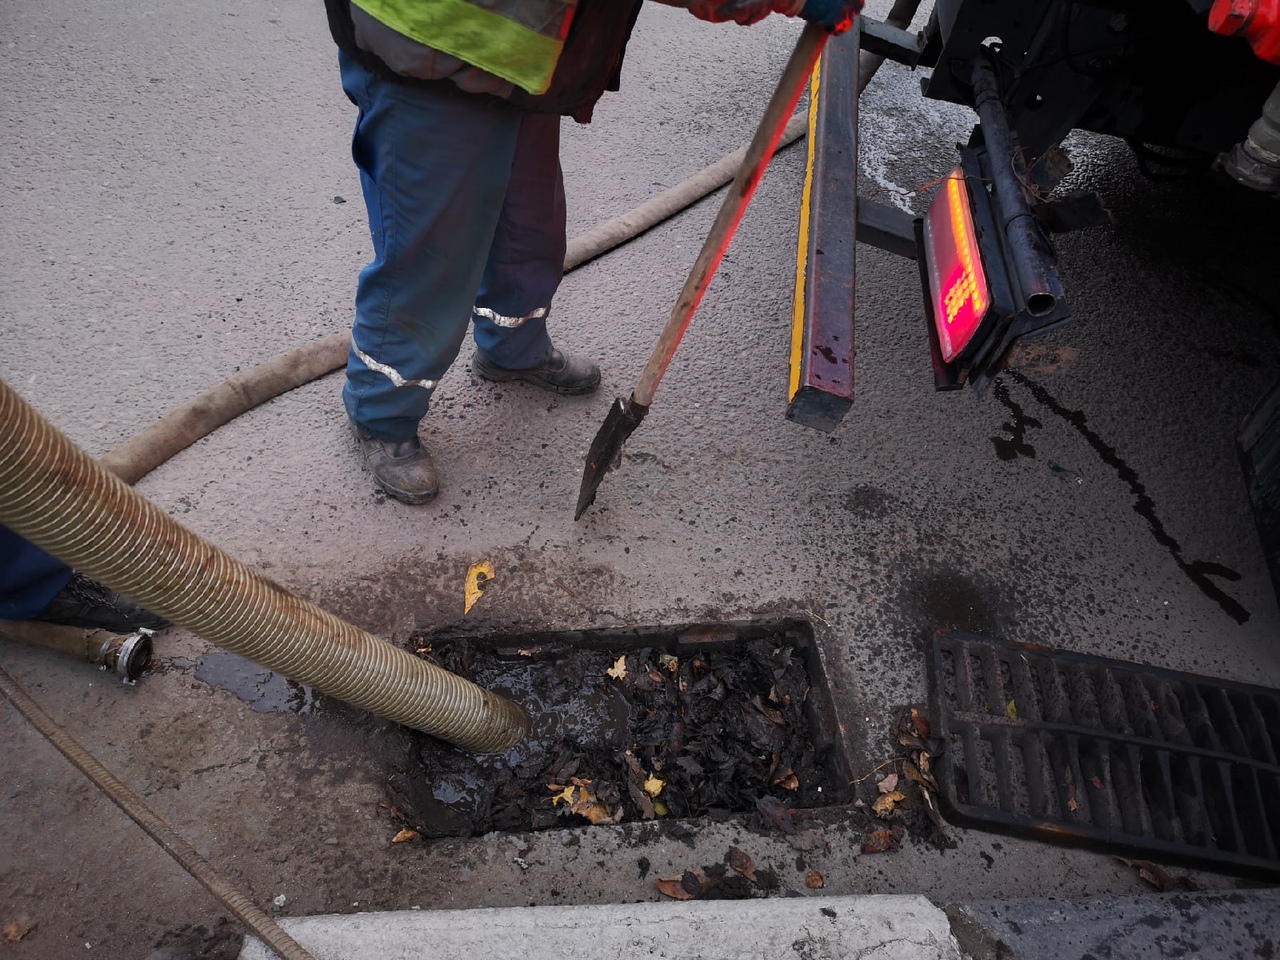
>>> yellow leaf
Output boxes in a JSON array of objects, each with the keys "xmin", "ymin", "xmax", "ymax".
[
  {"xmin": 464, "ymin": 560, "xmax": 495, "ymax": 615},
  {"xmin": 872, "ymin": 790, "xmax": 906, "ymax": 817},
  {"xmin": 391, "ymin": 828, "xmax": 418, "ymax": 843},
  {"xmin": 653, "ymin": 801, "xmax": 669, "ymax": 816},
  {"xmin": 1006, "ymin": 700, "xmax": 1018, "ymax": 720},
  {"xmin": 644, "ymin": 774, "xmax": 665, "ymax": 798},
  {"xmin": 658, "ymin": 653, "xmax": 679, "ymax": 674},
  {"xmin": 549, "ymin": 784, "xmax": 576, "ymax": 807},
  {"xmin": 606, "ymin": 656, "xmax": 628, "ymax": 681}
]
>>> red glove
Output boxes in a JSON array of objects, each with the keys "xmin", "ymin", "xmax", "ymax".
[{"xmin": 676, "ymin": 0, "xmax": 805, "ymax": 26}]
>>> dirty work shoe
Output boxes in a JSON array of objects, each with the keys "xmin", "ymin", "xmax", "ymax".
[
  {"xmin": 471, "ymin": 348, "xmax": 601, "ymax": 396},
  {"xmin": 32, "ymin": 573, "xmax": 168, "ymax": 632},
  {"xmin": 352, "ymin": 423, "xmax": 439, "ymax": 505}
]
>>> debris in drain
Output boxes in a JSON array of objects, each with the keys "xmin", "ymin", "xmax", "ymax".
[
  {"xmin": 392, "ymin": 636, "xmax": 835, "ymax": 838},
  {"xmin": 805, "ymin": 870, "xmax": 825, "ymax": 889}
]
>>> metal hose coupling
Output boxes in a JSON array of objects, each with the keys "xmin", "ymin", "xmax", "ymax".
[
  {"xmin": 0, "ymin": 620, "xmax": 154, "ymax": 681},
  {"xmin": 0, "ymin": 378, "xmax": 530, "ymax": 752}
]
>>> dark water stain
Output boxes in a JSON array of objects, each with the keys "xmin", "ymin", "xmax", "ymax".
[
  {"xmin": 1005, "ymin": 371, "xmax": 1249, "ymax": 625},
  {"xmin": 914, "ymin": 572, "xmax": 998, "ymax": 635},
  {"xmin": 193, "ymin": 651, "xmax": 320, "ymax": 714},
  {"xmin": 991, "ymin": 380, "xmax": 1042, "ymax": 461},
  {"xmin": 842, "ymin": 484, "xmax": 898, "ymax": 520}
]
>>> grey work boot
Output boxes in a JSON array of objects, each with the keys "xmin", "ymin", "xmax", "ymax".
[
  {"xmin": 351, "ymin": 423, "xmax": 439, "ymax": 504},
  {"xmin": 471, "ymin": 348, "xmax": 601, "ymax": 396}
]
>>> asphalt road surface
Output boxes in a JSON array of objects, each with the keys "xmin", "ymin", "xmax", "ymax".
[{"xmin": 2, "ymin": 1, "xmax": 1278, "ymax": 957}]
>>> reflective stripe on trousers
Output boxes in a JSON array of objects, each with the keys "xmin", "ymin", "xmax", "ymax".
[{"xmin": 339, "ymin": 52, "xmax": 565, "ymax": 443}]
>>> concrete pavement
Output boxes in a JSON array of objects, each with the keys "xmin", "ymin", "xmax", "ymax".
[{"xmin": 3, "ymin": 1, "xmax": 1278, "ymax": 958}]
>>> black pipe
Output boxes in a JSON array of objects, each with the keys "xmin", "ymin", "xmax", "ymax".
[{"xmin": 970, "ymin": 61, "xmax": 1058, "ymax": 318}]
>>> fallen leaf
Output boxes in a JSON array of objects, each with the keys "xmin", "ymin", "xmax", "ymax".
[
  {"xmin": 806, "ymin": 870, "xmax": 825, "ymax": 889},
  {"xmin": 756, "ymin": 795, "xmax": 796, "ymax": 834},
  {"xmin": 606, "ymin": 656, "xmax": 628, "ymax": 681},
  {"xmin": 773, "ymin": 772, "xmax": 800, "ymax": 791},
  {"xmin": 656, "ymin": 870, "xmax": 705, "ymax": 901},
  {"xmin": 658, "ymin": 653, "xmax": 679, "ymax": 674},
  {"xmin": 728, "ymin": 847, "xmax": 757, "ymax": 883},
  {"xmin": 464, "ymin": 559, "xmax": 495, "ymax": 615},
  {"xmin": 548, "ymin": 784, "xmax": 576, "ymax": 807},
  {"xmin": 644, "ymin": 774, "xmax": 665, "ymax": 798},
  {"xmin": 861, "ymin": 828, "xmax": 900, "ymax": 855},
  {"xmin": 1068, "ymin": 798, "xmax": 1080, "ymax": 812},
  {"xmin": 1121, "ymin": 858, "xmax": 1196, "ymax": 892},
  {"xmin": 391, "ymin": 828, "xmax": 418, "ymax": 843},
  {"xmin": 1090, "ymin": 776, "xmax": 1104, "ymax": 790},
  {"xmin": 877, "ymin": 773, "xmax": 899, "ymax": 794},
  {"xmin": 872, "ymin": 790, "xmax": 906, "ymax": 817},
  {"xmin": 3, "ymin": 919, "xmax": 36, "ymax": 946},
  {"xmin": 902, "ymin": 759, "xmax": 937, "ymax": 792},
  {"xmin": 910, "ymin": 708, "xmax": 931, "ymax": 739},
  {"xmin": 653, "ymin": 801, "xmax": 669, "ymax": 817},
  {"xmin": 567, "ymin": 781, "xmax": 622, "ymax": 825},
  {"xmin": 1006, "ymin": 700, "xmax": 1018, "ymax": 720}
]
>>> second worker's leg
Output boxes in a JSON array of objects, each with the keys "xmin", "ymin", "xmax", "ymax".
[
  {"xmin": 470, "ymin": 112, "xmax": 600, "ymax": 395},
  {"xmin": 340, "ymin": 52, "xmax": 522, "ymax": 502}
]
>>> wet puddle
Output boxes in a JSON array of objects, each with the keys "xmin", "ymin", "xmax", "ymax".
[{"xmin": 191, "ymin": 651, "xmax": 320, "ymax": 714}]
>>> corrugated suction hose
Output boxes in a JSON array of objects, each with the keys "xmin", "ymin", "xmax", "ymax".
[{"xmin": 0, "ymin": 378, "xmax": 529, "ymax": 752}]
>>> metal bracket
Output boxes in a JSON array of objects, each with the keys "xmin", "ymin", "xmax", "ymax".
[{"xmin": 859, "ymin": 17, "xmax": 926, "ymax": 68}]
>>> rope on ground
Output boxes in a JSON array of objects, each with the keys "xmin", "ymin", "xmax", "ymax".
[{"xmin": 0, "ymin": 664, "xmax": 318, "ymax": 960}]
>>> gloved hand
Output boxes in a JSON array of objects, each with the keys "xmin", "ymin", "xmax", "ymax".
[
  {"xmin": 798, "ymin": 0, "xmax": 862, "ymax": 33},
  {"xmin": 680, "ymin": 0, "xmax": 790, "ymax": 25}
]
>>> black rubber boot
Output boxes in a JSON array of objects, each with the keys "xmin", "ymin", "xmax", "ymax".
[
  {"xmin": 471, "ymin": 348, "xmax": 601, "ymax": 396},
  {"xmin": 351, "ymin": 423, "xmax": 440, "ymax": 504},
  {"xmin": 32, "ymin": 573, "xmax": 168, "ymax": 632}
]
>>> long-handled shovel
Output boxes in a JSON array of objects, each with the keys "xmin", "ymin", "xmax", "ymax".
[{"xmin": 575, "ymin": 22, "xmax": 830, "ymax": 520}]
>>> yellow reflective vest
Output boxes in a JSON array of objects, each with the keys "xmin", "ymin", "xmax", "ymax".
[{"xmin": 350, "ymin": 0, "xmax": 576, "ymax": 95}]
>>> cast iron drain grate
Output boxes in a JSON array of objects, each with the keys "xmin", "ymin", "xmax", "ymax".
[{"xmin": 929, "ymin": 632, "xmax": 1280, "ymax": 878}]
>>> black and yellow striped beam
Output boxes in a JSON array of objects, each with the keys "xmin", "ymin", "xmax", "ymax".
[{"xmin": 787, "ymin": 24, "xmax": 861, "ymax": 434}]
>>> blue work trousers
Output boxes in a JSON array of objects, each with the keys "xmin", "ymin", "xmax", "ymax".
[
  {"xmin": 339, "ymin": 53, "xmax": 567, "ymax": 442},
  {"xmin": 0, "ymin": 524, "xmax": 72, "ymax": 621}
]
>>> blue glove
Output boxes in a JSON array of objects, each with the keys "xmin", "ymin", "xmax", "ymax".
[{"xmin": 799, "ymin": 0, "xmax": 862, "ymax": 33}]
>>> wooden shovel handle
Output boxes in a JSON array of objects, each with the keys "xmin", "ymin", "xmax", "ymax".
[{"xmin": 632, "ymin": 22, "xmax": 830, "ymax": 409}]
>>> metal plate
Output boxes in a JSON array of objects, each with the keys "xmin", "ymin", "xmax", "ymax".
[{"xmin": 929, "ymin": 632, "xmax": 1280, "ymax": 878}]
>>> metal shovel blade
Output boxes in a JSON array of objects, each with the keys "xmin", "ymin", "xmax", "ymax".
[{"xmin": 575, "ymin": 395, "xmax": 649, "ymax": 520}]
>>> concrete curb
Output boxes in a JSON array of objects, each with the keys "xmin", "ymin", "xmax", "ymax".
[{"xmin": 239, "ymin": 895, "xmax": 964, "ymax": 960}]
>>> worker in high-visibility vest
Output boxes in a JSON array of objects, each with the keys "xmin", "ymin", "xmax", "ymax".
[{"xmin": 322, "ymin": 0, "xmax": 859, "ymax": 504}]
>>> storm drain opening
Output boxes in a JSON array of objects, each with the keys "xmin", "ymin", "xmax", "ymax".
[
  {"xmin": 929, "ymin": 632, "xmax": 1280, "ymax": 878},
  {"xmin": 388, "ymin": 618, "xmax": 853, "ymax": 839}
]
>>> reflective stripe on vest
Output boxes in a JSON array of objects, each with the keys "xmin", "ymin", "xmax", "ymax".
[{"xmin": 350, "ymin": 0, "xmax": 577, "ymax": 95}]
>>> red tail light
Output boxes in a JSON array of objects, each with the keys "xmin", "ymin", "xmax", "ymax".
[{"xmin": 923, "ymin": 167, "xmax": 991, "ymax": 363}]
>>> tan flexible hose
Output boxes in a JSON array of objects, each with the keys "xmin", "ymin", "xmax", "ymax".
[
  {"xmin": 0, "ymin": 664, "xmax": 317, "ymax": 960},
  {"xmin": 0, "ymin": 379, "xmax": 530, "ymax": 752}
]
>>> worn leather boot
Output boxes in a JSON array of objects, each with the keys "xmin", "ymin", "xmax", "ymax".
[
  {"xmin": 471, "ymin": 348, "xmax": 601, "ymax": 395},
  {"xmin": 32, "ymin": 573, "xmax": 168, "ymax": 632},
  {"xmin": 352, "ymin": 423, "xmax": 439, "ymax": 504}
]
